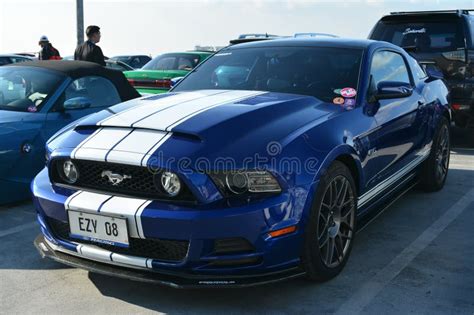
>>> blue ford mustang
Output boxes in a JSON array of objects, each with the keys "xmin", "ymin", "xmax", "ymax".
[
  {"xmin": 33, "ymin": 38, "xmax": 451, "ymax": 288},
  {"xmin": 0, "ymin": 61, "xmax": 139, "ymax": 204}
]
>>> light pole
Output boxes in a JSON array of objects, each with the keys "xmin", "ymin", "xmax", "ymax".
[{"xmin": 76, "ymin": 0, "xmax": 84, "ymax": 45}]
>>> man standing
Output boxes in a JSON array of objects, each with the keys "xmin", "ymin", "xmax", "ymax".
[
  {"xmin": 38, "ymin": 36, "xmax": 61, "ymax": 60},
  {"xmin": 74, "ymin": 25, "xmax": 106, "ymax": 66}
]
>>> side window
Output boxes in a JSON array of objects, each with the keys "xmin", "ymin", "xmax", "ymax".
[
  {"xmin": 370, "ymin": 50, "xmax": 411, "ymax": 87},
  {"xmin": 10, "ymin": 57, "xmax": 28, "ymax": 64},
  {"xmin": 0, "ymin": 57, "xmax": 11, "ymax": 65},
  {"xmin": 64, "ymin": 76, "xmax": 121, "ymax": 108},
  {"xmin": 155, "ymin": 57, "xmax": 175, "ymax": 70},
  {"xmin": 469, "ymin": 16, "xmax": 474, "ymax": 48},
  {"xmin": 139, "ymin": 57, "xmax": 151, "ymax": 68},
  {"xmin": 129, "ymin": 57, "xmax": 141, "ymax": 69},
  {"xmin": 177, "ymin": 57, "xmax": 196, "ymax": 70}
]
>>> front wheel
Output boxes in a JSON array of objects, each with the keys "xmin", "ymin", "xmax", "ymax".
[
  {"xmin": 420, "ymin": 117, "xmax": 450, "ymax": 192},
  {"xmin": 303, "ymin": 161, "xmax": 357, "ymax": 282}
]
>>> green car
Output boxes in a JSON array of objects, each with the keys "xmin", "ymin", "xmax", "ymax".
[{"xmin": 124, "ymin": 51, "xmax": 213, "ymax": 95}]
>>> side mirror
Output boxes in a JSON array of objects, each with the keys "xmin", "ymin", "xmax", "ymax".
[
  {"xmin": 370, "ymin": 81, "xmax": 413, "ymax": 101},
  {"xmin": 170, "ymin": 77, "xmax": 184, "ymax": 88},
  {"xmin": 424, "ymin": 64, "xmax": 444, "ymax": 82},
  {"xmin": 63, "ymin": 97, "xmax": 92, "ymax": 110}
]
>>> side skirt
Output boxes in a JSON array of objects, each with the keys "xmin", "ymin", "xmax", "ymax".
[{"xmin": 356, "ymin": 170, "xmax": 419, "ymax": 230}]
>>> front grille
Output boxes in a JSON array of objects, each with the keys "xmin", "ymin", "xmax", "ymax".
[
  {"xmin": 51, "ymin": 159, "xmax": 195, "ymax": 202},
  {"xmin": 47, "ymin": 217, "xmax": 189, "ymax": 262}
]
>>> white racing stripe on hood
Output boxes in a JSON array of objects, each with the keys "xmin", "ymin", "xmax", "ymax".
[
  {"xmin": 72, "ymin": 128, "xmax": 132, "ymax": 161},
  {"xmin": 98, "ymin": 90, "xmax": 224, "ymax": 127},
  {"xmin": 71, "ymin": 128, "xmax": 170, "ymax": 166},
  {"xmin": 133, "ymin": 90, "xmax": 265, "ymax": 131},
  {"xmin": 71, "ymin": 90, "xmax": 264, "ymax": 166},
  {"xmin": 65, "ymin": 190, "xmax": 151, "ymax": 239},
  {"xmin": 105, "ymin": 129, "xmax": 169, "ymax": 166}
]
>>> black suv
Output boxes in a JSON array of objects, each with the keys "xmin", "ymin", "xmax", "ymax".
[{"xmin": 369, "ymin": 10, "xmax": 474, "ymax": 130}]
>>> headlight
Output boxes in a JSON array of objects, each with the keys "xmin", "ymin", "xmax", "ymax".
[
  {"xmin": 59, "ymin": 160, "xmax": 79, "ymax": 184},
  {"xmin": 210, "ymin": 171, "xmax": 281, "ymax": 196},
  {"xmin": 160, "ymin": 171, "xmax": 181, "ymax": 197}
]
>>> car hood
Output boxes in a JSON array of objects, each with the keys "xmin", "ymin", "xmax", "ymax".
[{"xmin": 50, "ymin": 90, "xmax": 335, "ymax": 163}]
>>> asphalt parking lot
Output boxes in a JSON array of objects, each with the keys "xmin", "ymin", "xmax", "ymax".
[{"xmin": 1, "ymin": 140, "xmax": 473, "ymax": 314}]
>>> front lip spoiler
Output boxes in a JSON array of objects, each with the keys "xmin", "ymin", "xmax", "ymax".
[{"xmin": 34, "ymin": 234, "xmax": 306, "ymax": 289}]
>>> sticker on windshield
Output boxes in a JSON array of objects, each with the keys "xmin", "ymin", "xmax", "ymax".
[
  {"xmin": 27, "ymin": 106, "xmax": 37, "ymax": 113},
  {"xmin": 403, "ymin": 27, "xmax": 426, "ymax": 35},
  {"xmin": 343, "ymin": 98, "xmax": 356, "ymax": 110},
  {"xmin": 333, "ymin": 88, "xmax": 342, "ymax": 95},
  {"xmin": 333, "ymin": 97, "xmax": 345, "ymax": 105},
  {"xmin": 340, "ymin": 87, "xmax": 357, "ymax": 98}
]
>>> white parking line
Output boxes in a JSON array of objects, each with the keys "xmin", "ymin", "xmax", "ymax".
[
  {"xmin": 335, "ymin": 187, "xmax": 474, "ymax": 315},
  {"xmin": 0, "ymin": 222, "xmax": 37, "ymax": 238},
  {"xmin": 450, "ymin": 164, "xmax": 474, "ymax": 171}
]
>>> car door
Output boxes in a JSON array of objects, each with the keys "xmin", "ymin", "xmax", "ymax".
[
  {"xmin": 43, "ymin": 75, "xmax": 122, "ymax": 141},
  {"xmin": 369, "ymin": 50, "xmax": 428, "ymax": 185}
]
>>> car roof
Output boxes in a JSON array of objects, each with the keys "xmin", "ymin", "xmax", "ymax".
[
  {"xmin": 226, "ymin": 37, "xmax": 382, "ymax": 50},
  {"xmin": 111, "ymin": 55, "xmax": 149, "ymax": 58},
  {"xmin": 10, "ymin": 60, "xmax": 111, "ymax": 76},
  {"xmin": 388, "ymin": 9, "xmax": 473, "ymax": 17},
  {"xmin": 0, "ymin": 54, "xmax": 32, "ymax": 58},
  {"xmin": 8, "ymin": 60, "xmax": 140, "ymax": 101},
  {"xmin": 380, "ymin": 10, "xmax": 473, "ymax": 22},
  {"xmin": 159, "ymin": 51, "xmax": 213, "ymax": 56}
]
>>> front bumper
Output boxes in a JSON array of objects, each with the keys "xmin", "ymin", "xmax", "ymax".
[
  {"xmin": 35, "ymin": 234, "xmax": 305, "ymax": 288},
  {"xmin": 33, "ymin": 166, "xmax": 313, "ymax": 288}
]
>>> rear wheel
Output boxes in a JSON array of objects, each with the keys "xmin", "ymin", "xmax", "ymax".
[
  {"xmin": 303, "ymin": 161, "xmax": 356, "ymax": 281},
  {"xmin": 420, "ymin": 117, "xmax": 450, "ymax": 192}
]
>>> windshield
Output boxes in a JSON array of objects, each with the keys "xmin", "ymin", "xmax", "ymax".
[
  {"xmin": 173, "ymin": 46, "xmax": 363, "ymax": 102},
  {"xmin": 371, "ymin": 20, "xmax": 465, "ymax": 52},
  {"xmin": 142, "ymin": 53, "xmax": 202, "ymax": 71},
  {"xmin": 0, "ymin": 67, "xmax": 64, "ymax": 113}
]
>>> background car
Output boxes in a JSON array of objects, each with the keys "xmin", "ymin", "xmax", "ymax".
[
  {"xmin": 0, "ymin": 60, "xmax": 140, "ymax": 204},
  {"xmin": 369, "ymin": 9, "xmax": 474, "ymax": 130},
  {"xmin": 109, "ymin": 55, "xmax": 152, "ymax": 69},
  {"xmin": 105, "ymin": 59, "xmax": 134, "ymax": 72},
  {"xmin": 229, "ymin": 33, "xmax": 280, "ymax": 45},
  {"xmin": 0, "ymin": 54, "xmax": 33, "ymax": 66},
  {"xmin": 123, "ymin": 51, "xmax": 213, "ymax": 94},
  {"xmin": 33, "ymin": 38, "xmax": 450, "ymax": 287}
]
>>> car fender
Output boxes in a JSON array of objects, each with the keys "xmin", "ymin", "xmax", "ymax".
[
  {"xmin": 0, "ymin": 122, "xmax": 43, "ymax": 181},
  {"xmin": 311, "ymin": 144, "xmax": 364, "ymax": 194}
]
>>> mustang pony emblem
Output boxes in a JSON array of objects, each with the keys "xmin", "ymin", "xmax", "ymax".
[{"xmin": 101, "ymin": 170, "xmax": 132, "ymax": 186}]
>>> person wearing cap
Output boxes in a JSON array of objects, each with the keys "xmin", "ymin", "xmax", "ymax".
[
  {"xmin": 74, "ymin": 25, "xmax": 106, "ymax": 66},
  {"xmin": 38, "ymin": 35, "xmax": 61, "ymax": 60}
]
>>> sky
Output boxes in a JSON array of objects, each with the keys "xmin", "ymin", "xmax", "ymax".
[{"xmin": 0, "ymin": 0, "xmax": 473, "ymax": 57}]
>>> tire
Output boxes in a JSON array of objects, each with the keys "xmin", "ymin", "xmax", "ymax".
[
  {"xmin": 420, "ymin": 117, "xmax": 450, "ymax": 192},
  {"xmin": 303, "ymin": 161, "xmax": 357, "ymax": 282}
]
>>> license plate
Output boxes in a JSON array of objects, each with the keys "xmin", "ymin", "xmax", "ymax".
[{"xmin": 68, "ymin": 211, "xmax": 129, "ymax": 247}]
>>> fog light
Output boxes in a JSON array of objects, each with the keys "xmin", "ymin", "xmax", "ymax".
[
  {"xmin": 62, "ymin": 160, "xmax": 79, "ymax": 184},
  {"xmin": 161, "ymin": 172, "xmax": 181, "ymax": 197}
]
